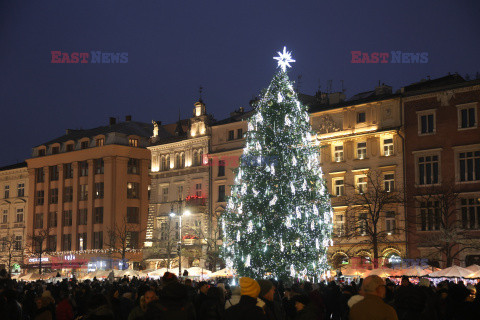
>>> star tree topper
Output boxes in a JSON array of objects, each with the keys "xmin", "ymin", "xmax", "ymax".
[{"xmin": 273, "ymin": 46, "xmax": 296, "ymax": 72}]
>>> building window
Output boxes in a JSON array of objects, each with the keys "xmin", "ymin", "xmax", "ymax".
[
  {"xmin": 385, "ymin": 211, "xmax": 396, "ymax": 234},
  {"xmin": 35, "ymin": 213, "xmax": 43, "ymax": 229},
  {"xmin": 419, "ymin": 112, "xmax": 435, "ymax": 134},
  {"xmin": 79, "ymin": 185, "xmax": 88, "ymax": 201},
  {"xmin": 228, "ymin": 130, "xmax": 235, "ymax": 141},
  {"xmin": 127, "ymin": 182, "xmax": 139, "ymax": 199},
  {"xmin": 129, "ymin": 138, "xmax": 138, "ymax": 147},
  {"xmin": 383, "ymin": 138, "xmax": 394, "ymax": 156},
  {"xmin": 127, "ymin": 231, "xmax": 139, "ymax": 249},
  {"xmin": 16, "ymin": 208, "xmax": 23, "ymax": 222},
  {"xmin": 14, "ymin": 236, "xmax": 22, "ymax": 250},
  {"xmin": 47, "ymin": 235, "xmax": 57, "ymax": 252},
  {"xmin": 78, "ymin": 233, "xmax": 87, "ymax": 250},
  {"xmin": 49, "ymin": 166, "xmax": 59, "ymax": 181},
  {"xmin": 356, "ymin": 176, "xmax": 367, "ymax": 194},
  {"xmin": 93, "ymin": 231, "xmax": 103, "ymax": 249},
  {"xmin": 49, "ymin": 188, "xmax": 58, "ymax": 204},
  {"xmin": 94, "ymin": 207, "xmax": 103, "ymax": 224},
  {"xmin": 218, "ymin": 185, "xmax": 226, "ymax": 202},
  {"xmin": 94, "ymin": 182, "xmax": 104, "ymax": 199},
  {"xmin": 160, "ymin": 156, "xmax": 167, "ymax": 171},
  {"xmin": 218, "ymin": 160, "xmax": 225, "ymax": 176},
  {"xmin": 64, "ymin": 163, "xmax": 73, "ymax": 179},
  {"xmin": 127, "ymin": 207, "xmax": 139, "ymax": 224},
  {"xmin": 17, "ymin": 183, "xmax": 25, "ymax": 197},
  {"xmin": 357, "ymin": 142, "xmax": 367, "ymax": 160},
  {"xmin": 461, "ymin": 198, "xmax": 480, "ymax": 230},
  {"xmin": 94, "ymin": 159, "xmax": 104, "ymax": 174},
  {"xmin": 38, "ymin": 149, "xmax": 46, "ymax": 156},
  {"xmin": 35, "ymin": 190, "xmax": 44, "ymax": 205},
  {"xmin": 420, "ymin": 201, "xmax": 441, "ymax": 231},
  {"xmin": 52, "ymin": 146, "xmax": 59, "ymax": 154},
  {"xmin": 78, "ymin": 209, "xmax": 88, "ymax": 225},
  {"xmin": 333, "ymin": 178, "xmax": 344, "ymax": 197},
  {"xmin": 458, "ymin": 105, "xmax": 477, "ymax": 129},
  {"xmin": 64, "ymin": 186, "xmax": 73, "ymax": 203},
  {"xmin": 79, "ymin": 161, "xmax": 88, "ymax": 177},
  {"xmin": 418, "ymin": 155, "xmax": 439, "ymax": 185},
  {"xmin": 48, "ymin": 211, "xmax": 57, "ymax": 228},
  {"xmin": 384, "ymin": 173, "xmax": 395, "ymax": 192},
  {"xmin": 357, "ymin": 112, "xmax": 366, "ymax": 123},
  {"xmin": 4, "ymin": 185, "xmax": 9, "ymax": 199},
  {"xmin": 195, "ymin": 150, "xmax": 203, "ymax": 166},
  {"xmin": 127, "ymin": 158, "xmax": 139, "ymax": 174},
  {"xmin": 66, "ymin": 144, "xmax": 74, "ymax": 152},
  {"xmin": 237, "ymin": 128, "xmax": 243, "ymax": 139},
  {"xmin": 359, "ymin": 213, "xmax": 367, "ymax": 235},
  {"xmin": 459, "ymin": 151, "xmax": 480, "ymax": 182},
  {"xmin": 334, "ymin": 145, "xmax": 344, "ymax": 162},
  {"xmin": 63, "ymin": 210, "xmax": 72, "ymax": 226},
  {"xmin": 162, "ymin": 187, "xmax": 169, "ymax": 203},
  {"xmin": 160, "ymin": 222, "xmax": 168, "ymax": 240},
  {"xmin": 334, "ymin": 214, "xmax": 345, "ymax": 236},
  {"xmin": 81, "ymin": 141, "xmax": 89, "ymax": 149},
  {"xmin": 2, "ymin": 210, "xmax": 7, "ymax": 223},
  {"xmin": 177, "ymin": 185, "xmax": 184, "ymax": 200},
  {"xmin": 62, "ymin": 234, "xmax": 72, "ymax": 251},
  {"xmin": 35, "ymin": 168, "xmax": 44, "ymax": 183},
  {"xmin": 195, "ymin": 183, "xmax": 202, "ymax": 197},
  {"xmin": 96, "ymin": 138, "xmax": 105, "ymax": 147}
]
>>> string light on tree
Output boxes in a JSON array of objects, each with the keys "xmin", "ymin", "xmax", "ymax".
[{"xmin": 222, "ymin": 47, "xmax": 332, "ymax": 280}]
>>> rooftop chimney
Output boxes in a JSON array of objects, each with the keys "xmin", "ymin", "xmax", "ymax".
[
  {"xmin": 328, "ymin": 92, "xmax": 346, "ymax": 105},
  {"xmin": 126, "ymin": 115, "xmax": 132, "ymax": 122},
  {"xmin": 109, "ymin": 117, "xmax": 116, "ymax": 125}
]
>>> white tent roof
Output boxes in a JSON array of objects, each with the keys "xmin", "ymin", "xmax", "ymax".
[
  {"xmin": 465, "ymin": 264, "xmax": 480, "ymax": 273},
  {"xmin": 428, "ymin": 265, "xmax": 474, "ymax": 278}
]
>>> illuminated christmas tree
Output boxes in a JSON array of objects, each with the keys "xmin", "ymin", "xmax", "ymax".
[{"xmin": 223, "ymin": 47, "xmax": 333, "ymax": 280}]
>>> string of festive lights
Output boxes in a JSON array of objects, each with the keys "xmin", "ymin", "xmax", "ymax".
[{"xmin": 222, "ymin": 48, "xmax": 333, "ymax": 281}]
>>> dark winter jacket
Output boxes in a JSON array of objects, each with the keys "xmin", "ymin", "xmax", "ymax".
[
  {"xmin": 224, "ymin": 295, "xmax": 267, "ymax": 320},
  {"xmin": 56, "ymin": 298, "xmax": 74, "ymax": 320},
  {"xmin": 144, "ymin": 282, "xmax": 196, "ymax": 320}
]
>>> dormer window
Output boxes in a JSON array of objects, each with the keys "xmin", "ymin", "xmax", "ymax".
[
  {"xmin": 52, "ymin": 146, "xmax": 59, "ymax": 154},
  {"xmin": 38, "ymin": 149, "xmax": 46, "ymax": 157},
  {"xmin": 81, "ymin": 141, "xmax": 89, "ymax": 149},
  {"xmin": 96, "ymin": 138, "xmax": 104, "ymax": 147},
  {"xmin": 66, "ymin": 144, "xmax": 74, "ymax": 152},
  {"xmin": 129, "ymin": 138, "xmax": 138, "ymax": 147}
]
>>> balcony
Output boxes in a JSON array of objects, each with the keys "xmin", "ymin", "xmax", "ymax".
[
  {"xmin": 14, "ymin": 222, "xmax": 25, "ymax": 228},
  {"xmin": 185, "ymin": 195, "xmax": 206, "ymax": 207}
]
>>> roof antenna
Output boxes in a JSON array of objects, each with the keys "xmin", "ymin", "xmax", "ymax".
[
  {"xmin": 199, "ymin": 86, "xmax": 203, "ymax": 102},
  {"xmin": 327, "ymin": 80, "xmax": 332, "ymax": 93},
  {"xmin": 296, "ymin": 75, "xmax": 302, "ymax": 92},
  {"xmin": 341, "ymin": 80, "xmax": 345, "ymax": 93}
]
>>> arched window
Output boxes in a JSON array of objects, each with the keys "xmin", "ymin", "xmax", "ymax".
[
  {"xmin": 165, "ymin": 155, "xmax": 170, "ymax": 170},
  {"xmin": 180, "ymin": 153, "xmax": 185, "ymax": 168},
  {"xmin": 160, "ymin": 156, "xmax": 166, "ymax": 171},
  {"xmin": 175, "ymin": 154, "xmax": 180, "ymax": 169},
  {"xmin": 198, "ymin": 149, "xmax": 203, "ymax": 166},
  {"xmin": 193, "ymin": 150, "xmax": 198, "ymax": 166}
]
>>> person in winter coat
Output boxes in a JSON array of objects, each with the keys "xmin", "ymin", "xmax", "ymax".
[
  {"xmin": 34, "ymin": 296, "xmax": 53, "ymax": 320},
  {"xmin": 293, "ymin": 295, "xmax": 317, "ymax": 320},
  {"xmin": 349, "ymin": 275, "xmax": 398, "ymax": 320},
  {"xmin": 144, "ymin": 281, "xmax": 196, "ymax": 320},
  {"xmin": 199, "ymin": 286, "xmax": 225, "ymax": 320},
  {"xmin": 56, "ymin": 288, "xmax": 74, "ymax": 320},
  {"xmin": 224, "ymin": 277, "xmax": 267, "ymax": 320},
  {"xmin": 257, "ymin": 279, "xmax": 285, "ymax": 320}
]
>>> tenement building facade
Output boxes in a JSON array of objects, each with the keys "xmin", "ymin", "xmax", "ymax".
[
  {"xmin": 0, "ymin": 162, "xmax": 28, "ymax": 273},
  {"xmin": 25, "ymin": 117, "xmax": 151, "ymax": 274},
  {"xmin": 404, "ymin": 75, "xmax": 480, "ymax": 267},
  {"xmin": 309, "ymin": 87, "xmax": 406, "ymax": 269},
  {"xmin": 145, "ymin": 101, "xmax": 212, "ymax": 271}
]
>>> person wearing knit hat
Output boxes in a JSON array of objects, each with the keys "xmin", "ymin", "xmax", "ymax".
[
  {"xmin": 240, "ymin": 277, "xmax": 261, "ymax": 299},
  {"xmin": 257, "ymin": 279, "xmax": 286, "ymax": 320},
  {"xmin": 224, "ymin": 277, "xmax": 267, "ymax": 320}
]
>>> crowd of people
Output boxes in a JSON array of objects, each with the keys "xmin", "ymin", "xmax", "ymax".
[{"xmin": 0, "ymin": 268, "xmax": 479, "ymax": 320}]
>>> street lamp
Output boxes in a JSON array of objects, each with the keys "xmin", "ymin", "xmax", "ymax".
[{"xmin": 170, "ymin": 207, "xmax": 190, "ymax": 277}]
